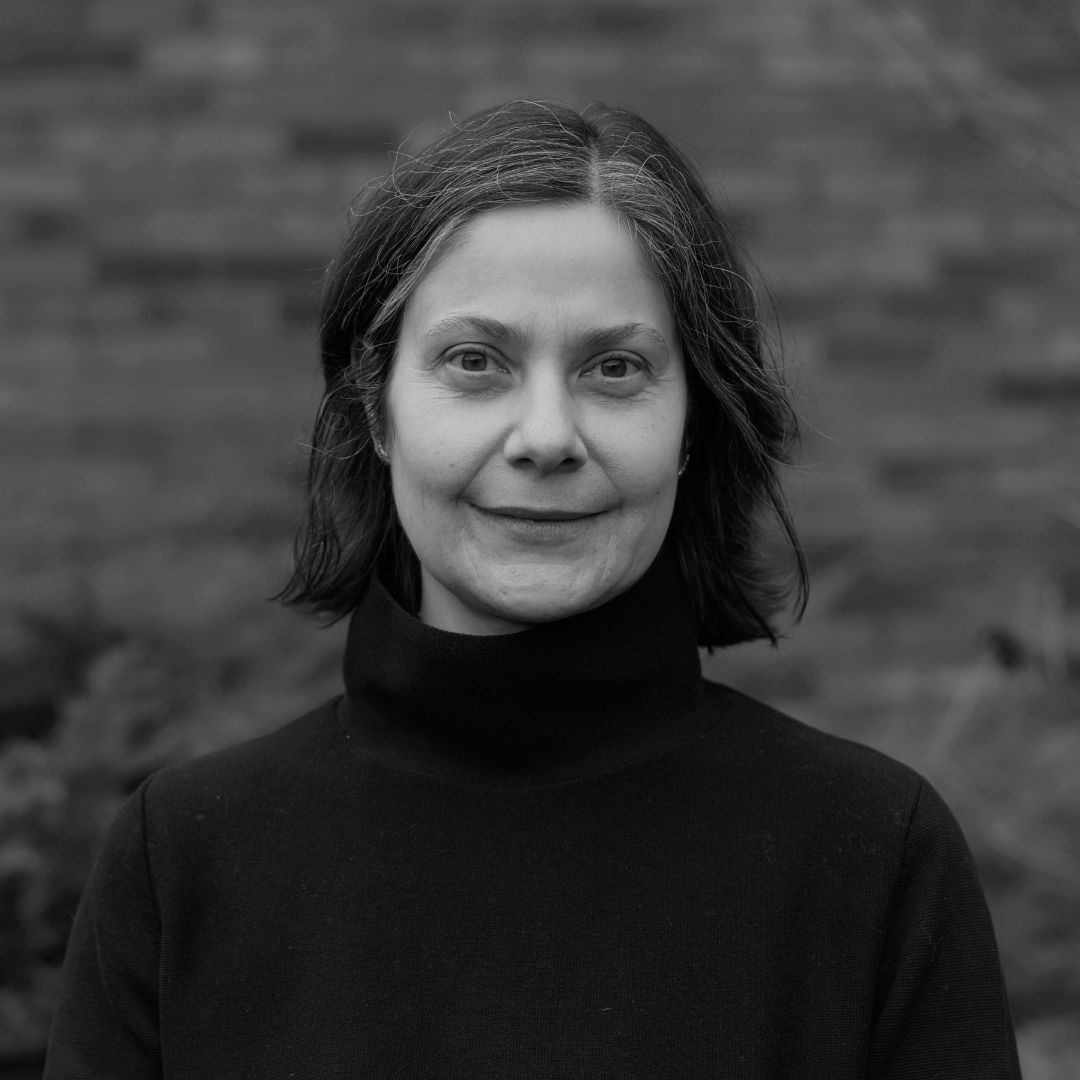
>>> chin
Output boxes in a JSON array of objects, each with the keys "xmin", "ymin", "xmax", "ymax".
[{"xmin": 479, "ymin": 566, "xmax": 618, "ymax": 625}]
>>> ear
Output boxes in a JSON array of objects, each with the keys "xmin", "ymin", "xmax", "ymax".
[
  {"xmin": 680, "ymin": 383, "xmax": 696, "ymax": 459},
  {"xmin": 364, "ymin": 400, "xmax": 391, "ymax": 464},
  {"xmin": 347, "ymin": 337, "xmax": 388, "ymax": 463},
  {"xmin": 679, "ymin": 419, "xmax": 693, "ymax": 462}
]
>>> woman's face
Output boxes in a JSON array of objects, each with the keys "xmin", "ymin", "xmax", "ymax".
[{"xmin": 384, "ymin": 201, "xmax": 688, "ymax": 635}]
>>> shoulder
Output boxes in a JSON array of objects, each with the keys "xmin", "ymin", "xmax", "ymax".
[
  {"xmin": 94, "ymin": 697, "xmax": 359, "ymax": 899},
  {"xmin": 693, "ymin": 682, "xmax": 985, "ymax": 923},
  {"xmin": 139, "ymin": 696, "xmax": 348, "ymax": 826},
  {"xmin": 73, "ymin": 698, "xmax": 358, "ymax": 986},
  {"xmin": 700, "ymin": 679, "xmax": 925, "ymax": 790},
  {"xmin": 698, "ymin": 680, "xmax": 933, "ymax": 837}
]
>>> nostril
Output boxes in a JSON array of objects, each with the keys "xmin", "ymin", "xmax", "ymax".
[{"xmin": 503, "ymin": 402, "xmax": 587, "ymax": 472}]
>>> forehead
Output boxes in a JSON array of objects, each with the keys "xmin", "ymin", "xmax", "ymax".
[{"xmin": 401, "ymin": 202, "xmax": 676, "ymax": 338}]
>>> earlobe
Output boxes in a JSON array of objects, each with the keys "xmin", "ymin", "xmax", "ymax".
[
  {"xmin": 678, "ymin": 430, "xmax": 692, "ymax": 478},
  {"xmin": 364, "ymin": 402, "xmax": 391, "ymax": 465}
]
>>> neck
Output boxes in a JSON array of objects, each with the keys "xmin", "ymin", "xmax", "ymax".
[{"xmin": 340, "ymin": 549, "xmax": 709, "ymax": 788}]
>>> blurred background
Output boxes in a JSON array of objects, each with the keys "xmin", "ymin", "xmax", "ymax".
[{"xmin": 1, "ymin": 0, "xmax": 1078, "ymax": 1075}]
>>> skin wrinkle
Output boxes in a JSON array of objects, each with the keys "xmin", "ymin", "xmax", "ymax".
[
  {"xmin": 421, "ymin": 315, "xmax": 673, "ymax": 364},
  {"xmin": 385, "ymin": 202, "xmax": 687, "ymax": 635}
]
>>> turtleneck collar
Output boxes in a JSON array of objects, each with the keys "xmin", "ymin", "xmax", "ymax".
[{"xmin": 339, "ymin": 550, "xmax": 709, "ymax": 789}]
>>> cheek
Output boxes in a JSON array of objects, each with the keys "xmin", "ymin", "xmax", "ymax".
[
  {"xmin": 600, "ymin": 414, "xmax": 684, "ymax": 501},
  {"xmin": 387, "ymin": 394, "xmax": 484, "ymax": 504},
  {"xmin": 393, "ymin": 442, "xmax": 462, "ymax": 512}
]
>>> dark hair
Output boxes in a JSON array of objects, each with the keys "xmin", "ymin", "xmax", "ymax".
[{"xmin": 277, "ymin": 100, "xmax": 808, "ymax": 648}]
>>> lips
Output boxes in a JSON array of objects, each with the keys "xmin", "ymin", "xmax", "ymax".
[{"xmin": 479, "ymin": 506, "xmax": 602, "ymax": 521}]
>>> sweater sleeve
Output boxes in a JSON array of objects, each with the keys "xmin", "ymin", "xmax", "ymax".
[
  {"xmin": 866, "ymin": 778, "xmax": 1022, "ymax": 1079},
  {"xmin": 43, "ymin": 777, "xmax": 164, "ymax": 1080}
]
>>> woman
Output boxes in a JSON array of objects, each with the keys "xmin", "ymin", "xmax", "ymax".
[{"xmin": 45, "ymin": 101, "xmax": 1020, "ymax": 1078}]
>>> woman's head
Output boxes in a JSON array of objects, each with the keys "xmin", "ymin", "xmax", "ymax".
[{"xmin": 281, "ymin": 100, "xmax": 808, "ymax": 647}]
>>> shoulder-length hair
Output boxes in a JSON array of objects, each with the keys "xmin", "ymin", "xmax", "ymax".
[{"xmin": 277, "ymin": 99, "xmax": 808, "ymax": 649}]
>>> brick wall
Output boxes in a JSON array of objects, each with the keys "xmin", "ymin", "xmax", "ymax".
[{"xmin": 2, "ymin": 0, "xmax": 1077, "ymax": 723}]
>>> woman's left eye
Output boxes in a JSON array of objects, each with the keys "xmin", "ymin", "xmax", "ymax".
[{"xmin": 591, "ymin": 356, "xmax": 644, "ymax": 380}]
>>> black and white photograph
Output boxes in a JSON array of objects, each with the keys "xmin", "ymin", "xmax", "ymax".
[{"xmin": 2, "ymin": 1, "xmax": 1078, "ymax": 1077}]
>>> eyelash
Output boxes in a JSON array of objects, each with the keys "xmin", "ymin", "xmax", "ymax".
[
  {"xmin": 442, "ymin": 347, "xmax": 648, "ymax": 380},
  {"xmin": 445, "ymin": 346, "xmax": 503, "ymax": 374},
  {"xmin": 587, "ymin": 355, "xmax": 646, "ymax": 380}
]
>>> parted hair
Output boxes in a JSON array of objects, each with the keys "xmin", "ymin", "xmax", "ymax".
[{"xmin": 277, "ymin": 100, "xmax": 808, "ymax": 648}]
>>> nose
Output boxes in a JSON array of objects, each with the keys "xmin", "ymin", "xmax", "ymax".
[{"xmin": 502, "ymin": 375, "xmax": 587, "ymax": 474}]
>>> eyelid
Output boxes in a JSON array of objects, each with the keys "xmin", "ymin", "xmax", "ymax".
[
  {"xmin": 583, "ymin": 351, "xmax": 650, "ymax": 375},
  {"xmin": 442, "ymin": 342, "xmax": 502, "ymax": 362},
  {"xmin": 440, "ymin": 342, "xmax": 510, "ymax": 375},
  {"xmin": 434, "ymin": 344, "xmax": 651, "ymax": 378}
]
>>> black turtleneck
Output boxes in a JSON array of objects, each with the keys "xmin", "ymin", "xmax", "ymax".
[
  {"xmin": 45, "ymin": 555, "xmax": 1021, "ymax": 1078},
  {"xmin": 341, "ymin": 550, "xmax": 706, "ymax": 787}
]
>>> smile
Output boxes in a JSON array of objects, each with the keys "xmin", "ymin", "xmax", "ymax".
[
  {"xmin": 478, "ymin": 506, "xmax": 603, "ymax": 521},
  {"xmin": 469, "ymin": 504, "xmax": 607, "ymax": 543}
]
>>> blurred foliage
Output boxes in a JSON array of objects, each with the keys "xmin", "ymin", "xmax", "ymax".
[
  {"xmin": 0, "ymin": 575, "xmax": 346, "ymax": 1069},
  {"xmin": 1, "ymin": 585, "xmax": 1078, "ymax": 1069},
  {"xmin": 0, "ymin": 608, "xmax": 202, "ymax": 1061},
  {"xmin": 929, "ymin": 655, "xmax": 1080, "ymax": 1024}
]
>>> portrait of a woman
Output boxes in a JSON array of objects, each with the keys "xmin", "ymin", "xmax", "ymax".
[{"xmin": 44, "ymin": 101, "xmax": 1021, "ymax": 1078}]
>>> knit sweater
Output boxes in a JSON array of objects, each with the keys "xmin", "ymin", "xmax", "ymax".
[{"xmin": 44, "ymin": 554, "xmax": 1021, "ymax": 1078}]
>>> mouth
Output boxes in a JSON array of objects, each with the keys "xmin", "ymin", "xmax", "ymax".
[
  {"xmin": 475, "ymin": 506, "xmax": 604, "ymax": 522},
  {"xmin": 469, "ymin": 504, "xmax": 608, "ymax": 544}
]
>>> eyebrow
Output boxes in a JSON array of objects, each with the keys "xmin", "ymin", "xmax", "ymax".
[{"xmin": 421, "ymin": 314, "xmax": 670, "ymax": 357}]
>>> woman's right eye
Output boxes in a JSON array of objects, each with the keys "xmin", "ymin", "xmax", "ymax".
[
  {"xmin": 454, "ymin": 350, "xmax": 491, "ymax": 372},
  {"xmin": 445, "ymin": 348, "xmax": 497, "ymax": 374}
]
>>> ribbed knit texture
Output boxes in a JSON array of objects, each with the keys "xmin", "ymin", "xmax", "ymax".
[{"xmin": 45, "ymin": 554, "xmax": 1021, "ymax": 1078}]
